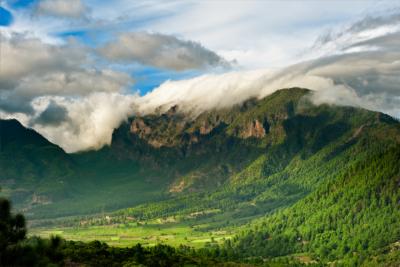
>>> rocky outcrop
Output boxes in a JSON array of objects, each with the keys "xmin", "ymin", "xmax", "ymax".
[
  {"xmin": 169, "ymin": 180, "xmax": 187, "ymax": 193},
  {"xmin": 199, "ymin": 121, "xmax": 214, "ymax": 135},
  {"xmin": 240, "ymin": 120, "xmax": 266, "ymax": 138},
  {"xmin": 130, "ymin": 118, "xmax": 152, "ymax": 138},
  {"xmin": 148, "ymin": 139, "xmax": 164, "ymax": 148}
]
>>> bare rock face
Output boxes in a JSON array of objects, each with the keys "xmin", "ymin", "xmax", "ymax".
[
  {"xmin": 240, "ymin": 120, "xmax": 266, "ymax": 138},
  {"xmin": 199, "ymin": 121, "xmax": 214, "ymax": 135},
  {"xmin": 130, "ymin": 118, "xmax": 152, "ymax": 138},
  {"xmin": 148, "ymin": 139, "xmax": 164, "ymax": 148},
  {"xmin": 190, "ymin": 135, "xmax": 199, "ymax": 143},
  {"xmin": 169, "ymin": 180, "xmax": 187, "ymax": 193}
]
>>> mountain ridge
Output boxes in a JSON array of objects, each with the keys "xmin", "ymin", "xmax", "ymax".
[
  {"xmin": 1, "ymin": 88, "xmax": 399, "ymax": 220},
  {"xmin": 2, "ymin": 87, "xmax": 400, "ymax": 265},
  {"xmin": 0, "ymin": 119, "xmax": 79, "ymax": 211}
]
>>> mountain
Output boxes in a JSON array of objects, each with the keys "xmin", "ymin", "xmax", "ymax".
[
  {"xmin": 224, "ymin": 112, "xmax": 400, "ymax": 264},
  {"xmin": 75, "ymin": 87, "xmax": 400, "ymax": 265},
  {"xmin": 0, "ymin": 119, "xmax": 169, "ymax": 218},
  {"xmin": 2, "ymin": 88, "xmax": 400, "ymax": 264},
  {"xmin": 3, "ymin": 88, "xmax": 400, "ymax": 214},
  {"xmin": 0, "ymin": 119, "xmax": 79, "ymax": 211},
  {"xmin": 106, "ymin": 87, "xmax": 399, "ymax": 200}
]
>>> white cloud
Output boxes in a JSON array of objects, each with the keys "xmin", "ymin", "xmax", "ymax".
[
  {"xmin": 145, "ymin": 0, "xmax": 381, "ymax": 68},
  {"xmin": 29, "ymin": 92, "xmax": 138, "ymax": 152},
  {"xmin": 137, "ymin": 69, "xmax": 273, "ymax": 116},
  {"xmin": 0, "ymin": 35, "xmax": 85, "ymax": 90},
  {"xmin": 0, "ymin": 34, "xmax": 134, "ymax": 113},
  {"xmin": 136, "ymin": 55, "xmax": 400, "ymax": 119},
  {"xmin": 15, "ymin": 69, "xmax": 133, "ymax": 97},
  {"xmin": 100, "ymin": 32, "xmax": 230, "ymax": 71},
  {"xmin": 0, "ymin": 32, "xmax": 136, "ymax": 152},
  {"xmin": 37, "ymin": 0, "xmax": 88, "ymax": 18},
  {"xmin": 136, "ymin": 9, "xmax": 400, "ymax": 119},
  {"xmin": 1, "ymin": 1, "xmax": 400, "ymax": 153}
]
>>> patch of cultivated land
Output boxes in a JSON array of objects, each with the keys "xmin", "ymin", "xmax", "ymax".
[{"xmin": 30, "ymin": 221, "xmax": 234, "ymax": 248}]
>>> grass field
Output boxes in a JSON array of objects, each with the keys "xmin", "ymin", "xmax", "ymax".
[{"xmin": 30, "ymin": 219, "xmax": 234, "ymax": 248}]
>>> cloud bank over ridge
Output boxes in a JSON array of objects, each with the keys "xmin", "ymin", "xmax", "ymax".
[
  {"xmin": 0, "ymin": 30, "xmax": 228, "ymax": 152},
  {"xmin": 1, "ymin": 2, "xmax": 400, "ymax": 152},
  {"xmin": 138, "ymin": 9, "xmax": 400, "ymax": 119}
]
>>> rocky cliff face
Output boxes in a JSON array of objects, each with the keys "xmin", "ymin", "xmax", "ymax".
[
  {"xmin": 128, "ymin": 113, "xmax": 270, "ymax": 148},
  {"xmin": 199, "ymin": 121, "xmax": 214, "ymax": 135},
  {"xmin": 126, "ymin": 97, "xmax": 287, "ymax": 149},
  {"xmin": 240, "ymin": 120, "xmax": 267, "ymax": 138},
  {"xmin": 130, "ymin": 118, "xmax": 152, "ymax": 137}
]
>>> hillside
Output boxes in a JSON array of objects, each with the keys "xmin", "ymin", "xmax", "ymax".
[
  {"xmin": 103, "ymin": 88, "xmax": 400, "ymax": 265},
  {"xmin": 2, "ymin": 88, "xmax": 399, "ymax": 216},
  {"xmin": 3, "ymin": 88, "xmax": 400, "ymax": 265},
  {"xmin": 0, "ymin": 119, "xmax": 79, "ymax": 212},
  {"xmin": 226, "ymin": 117, "xmax": 400, "ymax": 265},
  {"xmin": 0, "ymin": 119, "xmax": 170, "ymax": 218}
]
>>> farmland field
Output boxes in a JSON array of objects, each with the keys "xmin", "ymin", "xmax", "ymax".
[{"xmin": 30, "ymin": 220, "xmax": 234, "ymax": 248}]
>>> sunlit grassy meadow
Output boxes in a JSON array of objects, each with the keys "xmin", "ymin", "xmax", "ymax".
[{"xmin": 30, "ymin": 220, "xmax": 234, "ymax": 248}]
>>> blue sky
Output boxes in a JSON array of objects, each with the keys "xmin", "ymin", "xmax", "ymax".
[{"xmin": 0, "ymin": 6, "xmax": 12, "ymax": 25}]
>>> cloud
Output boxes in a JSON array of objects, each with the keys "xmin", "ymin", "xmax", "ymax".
[
  {"xmin": 1, "ymin": 3, "xmax": 400, "ymax": 153},
  {"xmin": 14, "ymin": 69, "xmax": 133, "ymax": 98},
  {"xmin": 307, "ymin": 6, "xmax": 400, "ymax": 60},
  {"xmin": 35, "ymin": 93, "xmax": 137, "ymax": 152},
  {"xmin": 0, "ymin": 33, "xmax": 136, "ymax": 152},
  {"xmin": 347, "ymin": 10, "xmax": 400, "ymax": 34},
  {"xmin": 0, "ymin": 30, "xmax": 229, "ymax": 152},
  {"xmin": 100, "ymin": 32, "xmax": 231, "ymax": 71},
  {"xmin": 135, "ymin": 52, "xmax": 400, "ymax": 120},
  {"xmin": 29, "ymin": 93, "xmax": 138, "ymax": 152},
  {"xmin": 347, "ymin": 32, "xmax": 400, "ymax": 51},
  {"xmin": 0, "ymin": 34, "xmax": 134, "ymax": 113},
  {"xmin": 294, "ymin": 10, "xmax": 400, "ymax": 117},
  {"xmin": 1, "ymin": 91, "xmax": 138, "ymax": 153},
  {"xmin": 136, "ymin": 10, "xmax": 400, "ymax": 119},
  {"xmin": 137, "ymin": 70, "xmax": 272, "ymax": 116},
  {"xmin": 134, "ymin": 68, "xmax": 348, "ymax": 117},
  {"xmin": 33, "ymin": 100, "xmax": 68, "ymax": 126},
  {"xmin": 36, "ymin": 0, "xmax": 88, "ymax": 18},
  {"xmin": 0, "ymin": 34, "xmax": 85, "ymax": 91}
]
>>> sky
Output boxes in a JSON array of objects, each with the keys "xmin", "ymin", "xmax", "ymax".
[{"xmin": 1, "ymin": 0, "xmax": 400, "ymax": 152}]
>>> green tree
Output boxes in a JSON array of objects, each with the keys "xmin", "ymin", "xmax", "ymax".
[{"xmin": 0, "ymin": 197, "xmax": 27, "ymax": 264}]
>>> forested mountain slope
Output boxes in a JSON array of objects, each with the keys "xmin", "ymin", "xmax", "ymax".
[
  {"xmin": 0, "ymin": 119, "xmax": 79, "ymax": 212},
  {"xmin": 2, "ymin": 88, "xmax": 399, "ymax": 231},
  {"xmin": 2, "ymin": 88, "xmax": 400, "ymax": 265},
  {"xmin": 101, "ymin": 88, "xmax": 400, "ymax": 224},
  {"xmin": 225, "ymin": 118, "xmax": 400, "ymax": 265}
]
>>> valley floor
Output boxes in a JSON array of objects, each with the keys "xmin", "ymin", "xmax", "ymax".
[{"xmin": 30, "ymin": 221, "xmax": 233, "ymax": 249}]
